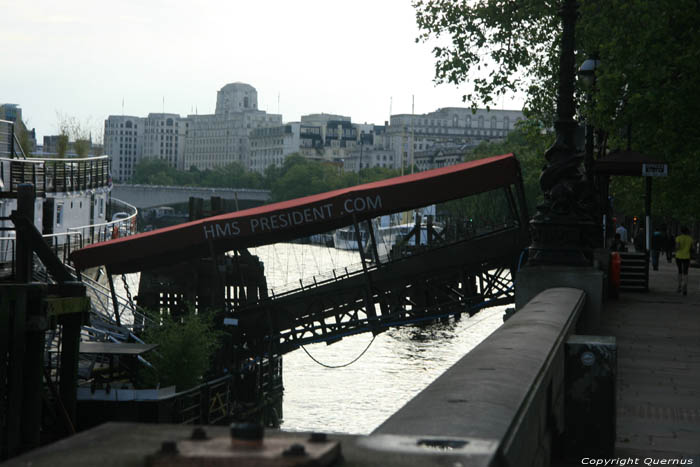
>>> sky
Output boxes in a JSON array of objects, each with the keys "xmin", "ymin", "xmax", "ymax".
[{"xmin": 1, "ymin": 0, "xmax": 524, "ymax": 142}]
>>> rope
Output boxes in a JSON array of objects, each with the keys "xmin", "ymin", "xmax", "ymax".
[{"xmin": 300, "ymin": 334, "xmax": 376, "ymax": 369}]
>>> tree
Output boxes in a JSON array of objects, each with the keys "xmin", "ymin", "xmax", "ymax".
[
  {"xmin": 414, "ymin": 0, "xmax": 700, "ymax": 219},
  {"xmin": 56, "ymin": 112, "xmax": 94, "ymax": 157}
]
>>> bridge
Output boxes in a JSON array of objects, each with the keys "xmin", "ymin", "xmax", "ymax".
[{"xmin": 110, "ymin": 184, "xmax": 271, "ymax": 209}]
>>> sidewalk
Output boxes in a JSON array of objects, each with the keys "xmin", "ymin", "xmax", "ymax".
[{"xmin": 600, "ymin": 256, "xmax": 700, "ymax": 459}]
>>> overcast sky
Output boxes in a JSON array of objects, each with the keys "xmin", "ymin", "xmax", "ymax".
[{"xmin": 2, "ymin": 0, "xmax": 524, "ymax": 141}]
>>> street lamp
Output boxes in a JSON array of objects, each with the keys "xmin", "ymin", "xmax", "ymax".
[
  {"xmin": 578, "ymin": 56, "xmax": 605, "ymax": 246},
  {"xmin": 527, "ymin": 0, "xmax": 598, "ymax": 266},
  {"xmin": 578, "ymin": 58, "xmax": 600, "ymax": 89}
]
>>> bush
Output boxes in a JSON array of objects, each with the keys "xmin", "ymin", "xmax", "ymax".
[{"xmin": 139, "ymin": 308, "xmax": 222, "ymax": 391}]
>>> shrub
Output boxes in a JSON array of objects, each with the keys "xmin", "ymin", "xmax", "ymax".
[{"xmin": 139, "ymin": 308, "xmax": 222, "ymax": 391}]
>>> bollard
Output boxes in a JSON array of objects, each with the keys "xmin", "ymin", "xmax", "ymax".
[{"xmin": 564, "ymin": 335, "xmax": 616, "ymax": 458}]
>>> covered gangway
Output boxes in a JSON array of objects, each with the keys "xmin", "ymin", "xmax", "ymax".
[{"xmin": 70, "ymin": 153, "xmax": 524, "ymax": 274}]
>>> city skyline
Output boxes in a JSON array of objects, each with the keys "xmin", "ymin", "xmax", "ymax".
[{"xmin": 1, "ymin": 0, "xmax": 524, "ymax": 142}]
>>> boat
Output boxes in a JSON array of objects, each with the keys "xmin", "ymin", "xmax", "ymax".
[
  {"xmin": 0, "ymin": 133, "xmax": 138, "ymax": 270},
  {"xmin": 333, "ymin": 206, "xmax": 442, "ymax": 254}
]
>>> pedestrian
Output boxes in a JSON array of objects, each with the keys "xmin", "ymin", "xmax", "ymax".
[
  {"xmin": 675, "ymin": 226, "xmax": 693, "ymax": 295},
  {"xmin": 665, "ymin": 228, "xmax": 674, "ymax": 263},
  {"xmin": 651, "ymin": 228, "xmax": 664, "ymax": 271},
  {"xmin": 611, "ymin": 233, "xmax": 627, "ymax": 252},
  {"xmin": 615, "ymin": 221, "xmax": 628, "ymax": 243}
]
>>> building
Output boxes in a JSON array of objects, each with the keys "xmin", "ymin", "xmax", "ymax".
[
  {"xmin": 103, "ymin": 83, "xmax": 281, "ymax": 181},
  {"xmin": 183, "ymin": 83, "xmax": 282, "ymax": 171},
  {"xmin": 104, "ymin": 113, "xmax": 187, "ymax": 182},
  {"xmin": 386, "ymin": 107, "xmax": 524, "ymax": 171},
  {"xmin": 1, "ymin": 103, "xmax": 36, "ymax": 155},
  {"xmin": 249, "ymin": 123, "xmax": 301, "ymax": 173}
]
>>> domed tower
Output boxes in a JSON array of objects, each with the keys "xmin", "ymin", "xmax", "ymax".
[{"xmin": 215, "ymin": 83, "xmax": 258, "ymax": 116}]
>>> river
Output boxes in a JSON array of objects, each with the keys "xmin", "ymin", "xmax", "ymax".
[
  {"xmin": 119, "ymin": 242, "xmax": 505, "ymax": 435},
  {"xmin": 247, "ymin": 243, "xmax": 506, "ymax": 435}
]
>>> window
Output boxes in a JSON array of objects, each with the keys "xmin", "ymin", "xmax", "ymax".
[{"xmin": 56, "ymin": 203, "xmax": 63, "ymax": 226}]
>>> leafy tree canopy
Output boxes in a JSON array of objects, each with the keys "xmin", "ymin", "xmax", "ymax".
[
  {"xmin": 414, "ymin": 0, "xmax": 700, "ymax": 220},
  {"xmin": 132, "ymin": 154, "xmax": 403, "ymax": 203}
]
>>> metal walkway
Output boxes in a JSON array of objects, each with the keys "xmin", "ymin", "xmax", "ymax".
[
  {"xmin": 69, "ymin": 153, "xmax": 530, "ymax": 353},
  {"xmin": 238, "ymin": 227, "xmax": 527, "ymax": 354}
]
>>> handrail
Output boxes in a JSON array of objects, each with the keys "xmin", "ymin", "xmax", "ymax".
[
  {"xmin": 68, "ymin": 199, "xmax": 138, "ymax": 233},
  {"xmin": 0, "ymin": 155, "xmax": 109, "ymax": 163}
]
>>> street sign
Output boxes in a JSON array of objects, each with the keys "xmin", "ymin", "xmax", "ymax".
[{"xmin": 642, "ymin": 163, "xmax": 668, "ymax": 177}]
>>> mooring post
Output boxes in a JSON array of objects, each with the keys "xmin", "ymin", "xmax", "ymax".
[
  {"xmin": 16, "ymin": 184, "xmax": 35, "ymax": 282},
  {"xmin": 21, "ymin": 284, "xmax": 46, "ymax": 452}
]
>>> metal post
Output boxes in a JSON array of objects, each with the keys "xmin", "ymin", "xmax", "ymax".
[
  {"xmin": 645, "ymin": 177, "xmax": 652, "ymax": 251},
  {"xmin": 16, "ymin": 184, "xmax": 35, "ymax": 283},
  {"xmin": 58, "ymin": 311, "xmax": 81, "ymax": 435},
  {"xmin": 365, "ymin": 219, "xmax": 381, "ymax": 264},
  {"xmin": 353, "ymin": 215, "xmax": 378, "ymax": 322},
  {"xmin": 21, "ymin": 284, "xmax": 46, "ymax": 452},
  {"xmin": 106, "ymin": 270, "xmax": 123, "ymax": 327}
]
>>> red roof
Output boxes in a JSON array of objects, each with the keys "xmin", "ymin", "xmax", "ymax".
[{"xmin": 71, "ymin": 153, "xmax": 519, "ymax": 274}]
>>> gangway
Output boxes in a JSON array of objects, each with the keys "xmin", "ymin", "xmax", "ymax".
[{"xmin": 70, "ymin": 153, "xmax": 529, "ymax": 352}]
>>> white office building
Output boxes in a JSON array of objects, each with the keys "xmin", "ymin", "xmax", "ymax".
[
  {"xmin": 183, "ymin": 83, "xmax": 282, "ymax": 171},
  {"xmin": 387, "ymin": 107, "xmax": 525, "ymax": 171},
  {"xmin": 104, "ymin": 113, "xmax": 186, "ymax": 182}
]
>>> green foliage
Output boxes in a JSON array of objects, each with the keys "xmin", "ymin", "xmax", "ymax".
[
  {"xmin": 132, "ymin": 158, "xmax": 265, "ymax": 189},
  {"xmin": 414, "ymin": 0, "xmax": 700, "ymax": 220},
  {"xmin": 73, "ymin": 138, "xmax": 91, "ymax": 157},
  {"xmin": 132, "ymin": 153, "xmax": 403, "ymax": 203},
  {"xmin": 469, "ymin": 119, "xmax": 554, "ymax": 214},
  {"xmin": 269, "ymin": 154, "xmax": 403, "ymax": 202},
  {"xmin": 139, "ymin": 309, "xmax": 222, "ymax": 391},
  {"xmin": 56, "ymin": 134, "xmax": 69, "ymax": 158},
  {"xmin": 437, "ymin": 120, "xmax": 553, "ymax": 230}
]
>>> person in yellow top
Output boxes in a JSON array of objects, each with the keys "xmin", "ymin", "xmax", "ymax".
[{"xmin": 675, "ymin": 226, "xmax": 693, "ymax": 295}]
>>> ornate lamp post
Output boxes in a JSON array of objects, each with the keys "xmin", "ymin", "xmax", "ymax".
[
  {"xmin": 578, "ymin": 57, "xmax": 606, "ymax": 245},
  {"xmin": 527, "ymin": 0, "xmax": 598, "ymax": 266}
]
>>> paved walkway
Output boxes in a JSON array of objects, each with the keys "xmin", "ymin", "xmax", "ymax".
[{"xmin": 600, "ymin": 257, "xmax": 700, "ymax": 459}]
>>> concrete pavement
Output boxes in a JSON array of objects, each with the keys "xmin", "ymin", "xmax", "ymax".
[{"xmin": 600, "ymin": 256, "xmax": 700, "ymax": 460}]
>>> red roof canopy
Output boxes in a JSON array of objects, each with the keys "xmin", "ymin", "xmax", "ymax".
[{"xmin": 71, "ymin": 153, "xmax": 520, "ymax": 274}]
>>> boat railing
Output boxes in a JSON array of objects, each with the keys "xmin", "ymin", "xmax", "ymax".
[
  {"xmin": 0, "ymin": 153, "xmax": 111, "ymax": 196},
  {"xmin": 68, "ymin": 198, "xmax": 138, "ymax": 248},
  {"xmin": 1, "ymin": 198, "xmax": 137, "ymax": 278}
]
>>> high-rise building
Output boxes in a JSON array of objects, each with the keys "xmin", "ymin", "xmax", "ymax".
[
  {"xmin": 104, "ymin": 113, "xmax": 186, "ymax": 182},
  {"xmin": 0, "ymin": 103, "xmax": 36, "ymax": 154},
  {"xmin": 386, "ymin": 107, "xmax": 524, "ymax": 171},
  {"xmin": 104, "ymin": 83, "xmax": 281, "ymax": 181},
  {"xmin": 183, "ymin": 83, "xmax": 282, "ymax": 171}
]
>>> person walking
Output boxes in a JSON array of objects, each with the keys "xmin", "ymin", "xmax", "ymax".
[
  {"xmin": 675, "ymin": 226, "xmax": 693, "ymax": 295},
  {"xmin": 615, "ymin": 222, "xmax": 628, "ymax": 243},
  {"xmin": 651, "ymin": 228, "xmax": 664, "ymax": 271},
  {"xmin": 665, "ymin": 227, "xmax": 674, "ymax": 263}
]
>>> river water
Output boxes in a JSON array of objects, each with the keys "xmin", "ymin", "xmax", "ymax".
[
  {"xmin": 120, "ymin": 242, "xmax": 505, "ymax": 435},
  {"xmin": 247, "ymin": 243, "xmax": 506, "ymax": 435}
]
